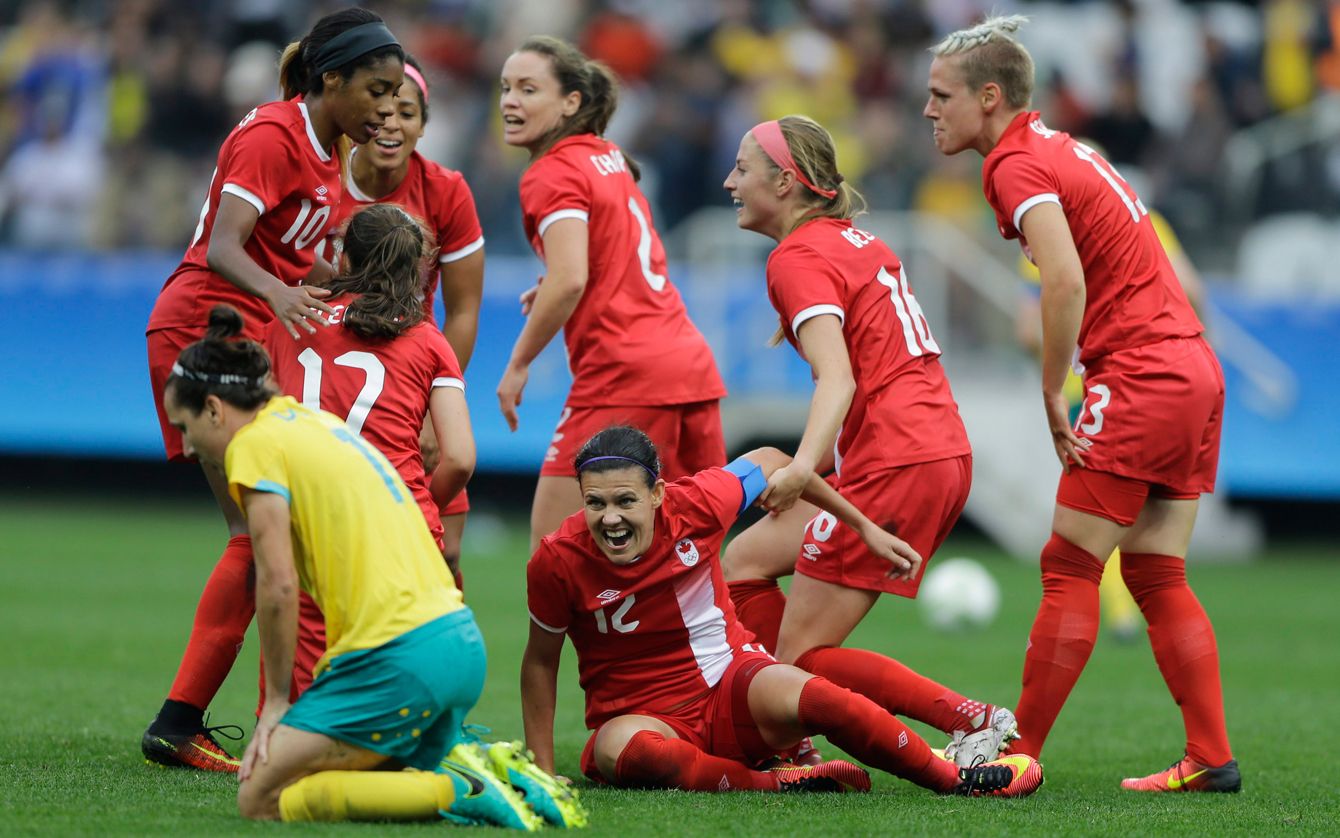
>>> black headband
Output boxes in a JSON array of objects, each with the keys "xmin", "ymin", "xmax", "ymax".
[
  {"xmin": 171, "ymin": 361, "xmax": 267, "ymax": 387},
  {"xmin": 311, "ymin": 22, "xmax": 400, "ymax": 76}
]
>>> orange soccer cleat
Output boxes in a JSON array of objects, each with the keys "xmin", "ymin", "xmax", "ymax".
[
  {"xmin": 1121, "ymin": 753, "xmax": 1241, "ymax": 793},
  {"xmin": 948, "ymin": 754, "xmax": 1045, "ymax": 798},
  {"xmin": 774, "ymin": 760, "xmax": 872, "ymax": 793},
  {"xmin": 141, "ymin": 715, "xmax": 243, "ymax": 773}
]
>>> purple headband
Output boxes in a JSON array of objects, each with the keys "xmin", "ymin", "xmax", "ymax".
[{"xmin": 578, "ymin": 456, "xmax": 659, "ymax": 482}]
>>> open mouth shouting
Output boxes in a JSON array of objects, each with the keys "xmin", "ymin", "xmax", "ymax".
[{"xmin": 602, "ymin": 524, "xmax": 633, "ymax": 553}]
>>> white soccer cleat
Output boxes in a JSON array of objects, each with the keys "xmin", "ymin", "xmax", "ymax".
[{"xmin": 942, "ymin": 705, "xmax": 1021, "ymax": 769}]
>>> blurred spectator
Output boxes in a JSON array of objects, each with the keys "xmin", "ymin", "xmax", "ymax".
[
  {"xmin": 0, "ymin": 94, "xmax": 103, "ymax": 248},
  {"xmin": 1086, "ymin": 74, "xmax": 1156, "ymax": 165}
]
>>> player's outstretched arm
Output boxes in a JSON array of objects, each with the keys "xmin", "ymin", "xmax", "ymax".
[
  {"xmin": 428, "ymin": 386, "xmax": 476, "ymax": 508},
  {"xmin": 520, "ymin": 620, "xmax": 565, "ymax": 775},
  {"xmin": 206, "ymin": 192, "xmax": 336, "ymax": 339},
  {"xmin": 237, "ymin": 487, "xmax": 301, "ymax": 781},
  {"xmin": 741, "ymin": 447, "xmax": 920, "ymax": 581},
  {"xmin": 498, "ymin": 217, "xmax": 589, "ymax": 431},
  {"xmin": 759, "ymin": 314, "xmax": 855, "ymax": 514},
  {"xmin": 1020, "ymin": 201, "xmax": 1090, "ymax": 473}
]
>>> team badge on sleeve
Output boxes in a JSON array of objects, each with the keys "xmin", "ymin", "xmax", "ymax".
[{"xmin": 675, "ymin": 539, "xmax": 700, "ymax": 567}]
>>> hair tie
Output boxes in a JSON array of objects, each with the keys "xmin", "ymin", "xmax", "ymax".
[
  {"xmin": 171, "ymin": 361, "xmax": 266, "ymax": 387},
  {"xmin": 836, "ymin": 173, "xmax": 845, "ymax": 184},
  {"xmin": 750, "ymin": 120, "xmax": 838, "ymax": 199},
  {"xmin": 578, "ymin": 455, "xmax": 659, "ymax": 482}
]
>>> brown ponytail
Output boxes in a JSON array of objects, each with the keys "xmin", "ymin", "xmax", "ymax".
[
  {"xmin": 516, "ymin": 35, "xmax": 641, "ymax": 181},
  {"xmin": 321, "ymin": 203, "xmax": 434, "ymax": 339},
  {"xmin": 166, "ymin": 305, "xmax": 276, "ymax": 412},
  {"xmin": 766, "ymin": 115, "xmax": 867, "ymax": 225}
]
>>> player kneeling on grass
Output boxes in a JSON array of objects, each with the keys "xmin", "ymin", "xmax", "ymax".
[
  {"xmin": 162, "ymin": 305, "xmax": 550, "ymax": 828},
  {"xmin": 521, "ymin": 426, "xmax": 1044, "ymax": 798}
]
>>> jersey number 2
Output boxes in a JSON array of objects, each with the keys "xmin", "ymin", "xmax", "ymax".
[
  {"xmin": 296, "ymin": 348, "xmax": 385, "ymax": 435},
  {"xmin": 594, "ymin": 595, "xmax": 639, "ymax": 634},
  {"xmin": 876, "ymin": 266, "xmax": 940, "ymax": 356}
]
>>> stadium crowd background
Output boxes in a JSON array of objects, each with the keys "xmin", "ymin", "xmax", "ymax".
[{"xmin": 3, "ymin": 0, "xmax": 1339, "ymax": 264}]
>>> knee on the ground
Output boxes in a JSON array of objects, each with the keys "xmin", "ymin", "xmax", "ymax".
[{"xmin": 237, "ymin": 780, "xmax": 281, "ymax": 821}]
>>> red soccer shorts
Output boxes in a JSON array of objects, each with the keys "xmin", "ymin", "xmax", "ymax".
[
  {"xmin": 147, "ymin": 327, "xmax": 200, "ymax": 463},
  {"xmin": 148, "ymin": 320, "xmax": 267, "ymax": 463},
  {"xmin": 1068, "ymin": 335, "xmax": 1224, "ymax": 500},
  {"xmin": 440, "ymin": 487, "xmax": 469, "ymax": 517},
  {"xmin": 579, "ymin": 650, "xmax": 790, "ymax": 782},
  {"xmin": 1057, "ymin": 467, "xmax": 1201, "ymax": 527},
  {"xmin": 540, "ymin": 400, "xmax": 725, "ymax": 480},
  {"xmin": 796, "ymin": 454, "xmax": 972, "ymax": 597}
]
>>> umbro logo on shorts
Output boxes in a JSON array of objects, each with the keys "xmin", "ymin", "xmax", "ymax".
[{"xmin": 803, "ymin": 544, "xmax": 821, "ymax": 559}]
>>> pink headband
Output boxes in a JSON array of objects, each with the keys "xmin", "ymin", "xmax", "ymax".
[
  {"xmin": 402, "ymin": 63, "xmax": 428, "ymax": 99},
  {"xmin": 750, "ymin": 120, "xmax": 838, "ymax": 199}
]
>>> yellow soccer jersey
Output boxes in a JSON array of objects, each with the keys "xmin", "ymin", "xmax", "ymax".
[{"xmin": 226, "ymin": 395, "xmax": 462, "ymax": 674}]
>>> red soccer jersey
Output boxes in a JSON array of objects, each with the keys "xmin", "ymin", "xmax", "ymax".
[
  {"xmin": 263, "ymin": 294, "xmax": 465, "ymax": 547},
  {"xmin": 330, "ymin": 148, "xmax": 484, "ymax": 318},
  {"xmin": 766, "ymin": 217, "xmax": 971, "ymax": 480},
  {"xmin": 527, "ymin": 466, "xmax": 759, "ymax": 730},
  {"xmin": 982, "ymin": 111, "xmax": 1203, "ymax": 364},
  {"xmin": 148, "ymin": 98, "xmax": 342, "ymax": 335},
  {"xmin": 519, "ymin": 134, "xmax": 726, "ymax": 407}
]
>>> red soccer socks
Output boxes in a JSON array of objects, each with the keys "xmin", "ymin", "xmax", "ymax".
[
  {"xmin": 794, "ymin": 646, "xmax": 983, "ymax": 734},
  {"xmin": 167, "ymin": 534, "xmax": 256, "ymax": 710},
  {"xmin": 796, "ymin": 677, "xmax": 960, "ymax": 792},
  {"xmin": 614, "ymin": 730, "xmax": 780, "ymax": 791},
  {"xmin": 1012, "ymin": 533, "xmax": 1105, "ymax": 758},
  {"xmin": 726, "ymin": 579, "xmax": 787, "ymax": 653},
  {"xmin": 1121, "ymin": 552, "xmax": 1233, "ymax": 768}
]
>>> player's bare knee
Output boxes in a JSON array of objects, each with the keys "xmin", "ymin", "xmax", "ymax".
[{"xmin": 236, "ymin": 780, "xmax": 281, "ymax": 821}]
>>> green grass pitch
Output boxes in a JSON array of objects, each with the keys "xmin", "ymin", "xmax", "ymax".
[{"xmin": 2, "ymin": 495, "xmax": 1337, "ymax": 836}]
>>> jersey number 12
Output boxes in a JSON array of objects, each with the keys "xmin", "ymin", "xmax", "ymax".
[{"xmin": 296, "ymin": 348, "xmax": 385, "ymax": 435}]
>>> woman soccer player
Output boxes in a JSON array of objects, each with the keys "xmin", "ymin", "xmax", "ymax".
[
  {"xmin": 330, "ymin": 55, "xmax": 485, "ymax": 584},
  {"xmin": 497, "ymin": 37, "xmax": 728, "ymax": 551},
  {"xmin": 925, "ymin": 16, "xmax": 1238, "ymax": 792},
  {"xmin": 720, "ymin": 116, "xmax": 1015, "ymax": 768},
  {"xmin": 260, "ymin": 202, "xmax": 477, "ymax": 700},
  {"xmin": 522, "ymin": 426, "xmax": 1042, "ymax": 798},
  {"xmin": 141, "ymin": 8, "xmax": 404, "ymax": 771},
  {"xmin": 160, "ymin": 307, "xmax": 542, "ymax": 827}
]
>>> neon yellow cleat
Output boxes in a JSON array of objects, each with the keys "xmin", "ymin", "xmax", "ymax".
[
  {"xmin": 438, "ymin": 741, "xmax": 543, "ymax": 830},
  {"xmin": 487, "ymin": 740, "xmax": 590, "ymax": 828}
]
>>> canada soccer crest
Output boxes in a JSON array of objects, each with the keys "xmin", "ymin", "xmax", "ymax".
[{"xmin": 675, "ymin": 538, "xmax": 700, "ymax": 567}]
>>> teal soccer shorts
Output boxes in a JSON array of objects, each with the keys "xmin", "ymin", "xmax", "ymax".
[{"xmin": 282, "ymin": 607, "xmax": 486, "ymax": 770}]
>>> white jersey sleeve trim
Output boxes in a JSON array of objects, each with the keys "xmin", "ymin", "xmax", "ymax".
[
  {"xmin": 432, "ymin": 377, "xmax": 465, "ymax": 391},
  {"xmin": 297, "ymin": 101, "xmax": 332, "ymax": 163},
  {"xmin": 1012, "ymin": 193, "xmax": 1061, "ymax": 232},
  {"xmin": 440, "ymin": 235, "xmax": 484, "ymax": 263},
  {"xmin": 538, "ymin": 209, "xmax": 589, "ymax": 237},
  {"xmin": 791, "ymin": 304, "xmax": 845, "ymax": 335},
  {"xmin": 221, "ymin": 183, "xmax": 266, "ymax": 216},
  {"xmin": 528, "ymin": 610, "xmax": 568, "ymax": 634}
]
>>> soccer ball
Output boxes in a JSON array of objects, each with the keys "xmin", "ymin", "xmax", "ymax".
[{"xmin": 918, "ymin": 558, "xmax": 1001, "ymax": 631}]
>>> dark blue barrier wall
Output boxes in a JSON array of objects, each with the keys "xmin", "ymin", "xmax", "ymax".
[{"xmin": 1, "ymin": 252, "xmax": 1335, "ymax": 496}]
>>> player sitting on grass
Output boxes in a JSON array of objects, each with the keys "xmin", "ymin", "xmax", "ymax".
[
  {"xmin": 522, "ymin": 425, "xmax": 1044, "ymax": 798},
  {"xmin": 161, "ymin": 304, "xmax": 551, "ymax": 827}
]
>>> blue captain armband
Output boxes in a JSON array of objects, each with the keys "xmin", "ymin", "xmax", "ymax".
[{"xmin": 723, "ymin": 458, "xmax": 766, "ymax": 514}]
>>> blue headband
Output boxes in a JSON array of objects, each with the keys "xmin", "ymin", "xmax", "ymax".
[{"xmin": 578, "ymin": 456, "xmax": 659, "ymax": 482}]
